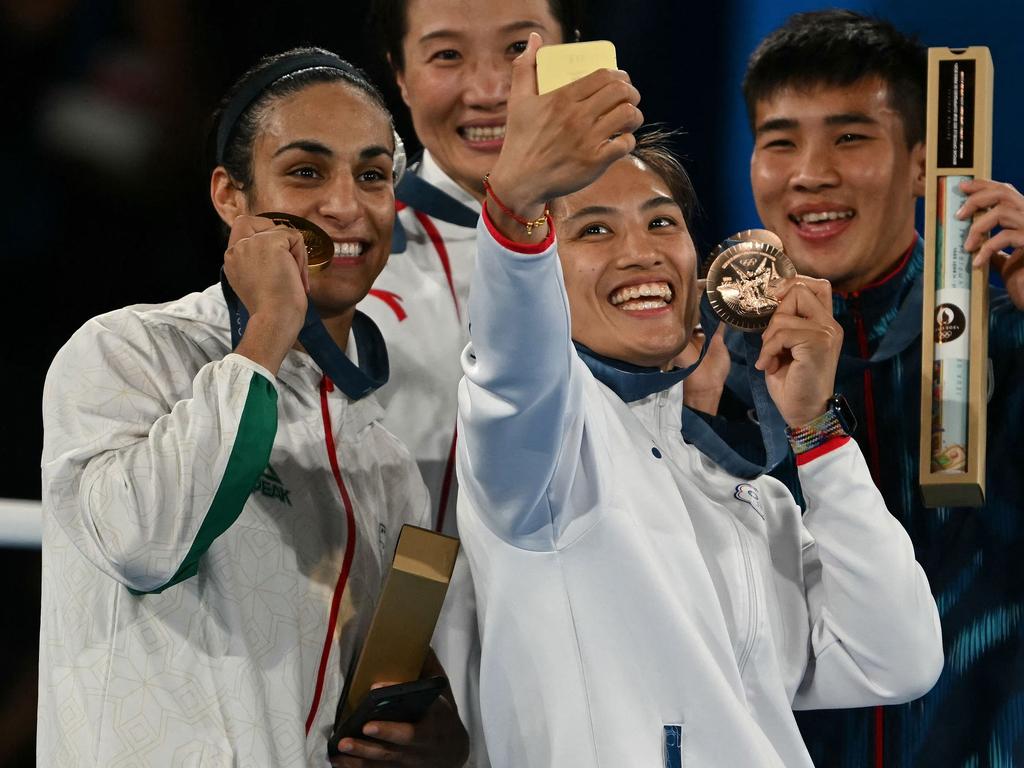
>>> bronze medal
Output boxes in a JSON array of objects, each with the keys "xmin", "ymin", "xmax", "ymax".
[
  {"xmin": 258, "ymin": 211, "xmax": 334, "ymax": 272},
  {"xmin": 705, "ymin": 231, "xmax": 796, "ymax": 331}
]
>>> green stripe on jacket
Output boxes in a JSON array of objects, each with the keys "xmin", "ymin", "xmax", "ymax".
[{"xmin": 130, "ymin": 372, "xmax": 278, "ymax": 595}]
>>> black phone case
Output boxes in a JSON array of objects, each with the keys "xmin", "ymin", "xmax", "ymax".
[{"xmin": 327, "ymin": 676, "xmax": 447, "ymax": 755}]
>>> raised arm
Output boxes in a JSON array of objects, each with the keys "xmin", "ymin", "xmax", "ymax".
[
  {"xmin": 42, "ymin": 319, "xmax": 279, "ymax": 594},
  {"xmin": 42, "ymin": 214, "xmax": 311, "ymax": 594},
  {"xmin": 754, "ymin": 275, "xmax": 941, "ymax": 704},
  {"xmin": 456, "ymin": 33, "xmax": 642, "ymax": 539}
]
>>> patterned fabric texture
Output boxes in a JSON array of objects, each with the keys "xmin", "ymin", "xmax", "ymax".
[{"xmin": 39, "ymin": 286, "xmax": 429, "ymax": 767}]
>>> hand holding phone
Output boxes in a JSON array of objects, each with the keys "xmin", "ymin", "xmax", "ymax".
[
  {"xmin": 327, "ymin": 676, "xmax": 448, "ymax": 756},
  {"xmin": 486, "ymin": 35, "xmax": 640, "ymax": 231}
]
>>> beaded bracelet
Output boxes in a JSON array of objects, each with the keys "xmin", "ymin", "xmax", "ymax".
[
  {"xmin": 785, "ymin": 409, "xmax": 848, "ymax": 455},
  {"xmin": 482, "ymin": 174, "xmax": 550, "ymax": 236}
]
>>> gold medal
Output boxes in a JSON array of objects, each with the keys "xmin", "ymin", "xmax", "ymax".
[
  {"xmin": 705, "ymin": 230, "xmax": 795, "ymax": 331},
  {"xmin": 258, "ymin": 212, "xmax": 333, "ymax": 272}
]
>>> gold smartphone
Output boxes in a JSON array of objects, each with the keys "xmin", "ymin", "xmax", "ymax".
[{"xmin": 536, "ymin": 40, "xmax": 618, "ymax": 94}]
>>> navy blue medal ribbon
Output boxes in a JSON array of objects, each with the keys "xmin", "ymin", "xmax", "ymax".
[
  {"xmin": 725, "ymin": 267, "xmax": 924, "ymax": 392},
  {"xmin": 718, "ymin": 276, "xmax": 923, "ymax": 477},
  {"xmin": 220, "ymin": 269, "xmax": 389, "ymax": 400},
  {"xmin": 576, "ymin": 296, "xmax": 789, "ymax": 478},
  {"xmin": 837, "ymin": 271, "xmax": 924, "ymax": 373},
  {"xmin": 390, "ymin": 162, "xmax": 480, "ymax": 253}
]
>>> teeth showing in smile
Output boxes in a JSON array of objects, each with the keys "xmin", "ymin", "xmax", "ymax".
[
  {"xmin": 610, "ymin": 282, "xmax": 673, "ymax": 310},
  {"xmin": 792, "ymin": 210, "xmax": 855, "ymax": 224},
  {"xmin": 461, "ymin": 125, "xmax": 506, "ymax": 142},
  {"xmin": 334, "ymin": 242, "xmax": 365, "ymax": 257}
]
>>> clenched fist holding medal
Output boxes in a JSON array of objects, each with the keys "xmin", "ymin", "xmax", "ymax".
[{"xmin": 258, "ymin": 212, "xmax": 335, "ymax": 273}]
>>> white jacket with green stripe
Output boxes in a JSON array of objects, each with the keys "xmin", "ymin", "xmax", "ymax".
[{"xmin": 40, "ymin": 285, "xmax": 430, "ymax": 767}]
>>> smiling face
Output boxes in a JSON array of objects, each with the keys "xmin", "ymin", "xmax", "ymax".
[
  {"xmin": 228, "ymin": 81, "xmax": 397, "ymax": 320},
  {"xmin": 553, "ymin": 156, "xmax": 699, "ymax": 369},
  {"xmin": 395, "ymin": 0, "xmax": 563, "ymax": 199},
  {"xmin": 750, "ymin": 76, "xmax": 926, "ymax": 292}
]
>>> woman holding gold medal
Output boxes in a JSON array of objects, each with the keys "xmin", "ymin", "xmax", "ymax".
[{"xmin": 39, "ymin": 47, "xmax": 468, "ymax": 767}]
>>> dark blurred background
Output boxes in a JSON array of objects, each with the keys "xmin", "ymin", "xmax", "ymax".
[{"xmin": 1, "ymin": 0, "xmax": 1020, "ymax": 763}]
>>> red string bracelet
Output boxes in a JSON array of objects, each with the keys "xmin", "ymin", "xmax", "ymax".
[{"xmin": 482, "ymin": 173, "xmax": 549, "ymax": 236}]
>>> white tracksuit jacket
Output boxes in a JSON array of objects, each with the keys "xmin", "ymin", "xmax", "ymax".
[
  {"xmin": 358, "ymin": 151, "xmax": 480, "ymax": 535},
  {"xmin": 456, "ymin": 213, "xmax": 944, "ymax": 768},
  {"xmin": 39, "ymin": 285, "xmax": 429, "ymax": 767},
  {"xmin": 357, "ymin": 153, "xmax": 489, "ymax": 766}
]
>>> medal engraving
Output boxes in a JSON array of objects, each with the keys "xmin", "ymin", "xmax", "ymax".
[
  {"xmin": 258, "ymin": 211, "xmax": 334, "ymax": 272},
  {"xmin": 706, "ymin": 228, "xmax": 784, "ymax": 267},
  {"xmin": 705, "ymin": 231, "xmax": 795, "ymax": 331}
]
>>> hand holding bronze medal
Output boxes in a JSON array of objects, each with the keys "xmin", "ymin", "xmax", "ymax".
[
  {"xmin": 257, "ymin": 212, "xmax": 334, "ymax": 272},
  {"xmin": 704, "ymin": 229, "xmax": 796, "ymax": 331}
]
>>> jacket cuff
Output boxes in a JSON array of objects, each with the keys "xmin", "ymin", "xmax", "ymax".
[{"xmin": 794, "ymin": 435, "xmax": 851, "ymax": 466}]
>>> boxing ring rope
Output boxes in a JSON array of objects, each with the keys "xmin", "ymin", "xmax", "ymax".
[{"xmin": 0, "ymin": 498, "xmax": 42, "ymax": 548}]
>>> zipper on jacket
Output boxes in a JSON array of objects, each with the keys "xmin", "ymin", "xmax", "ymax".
[
  {"xmin": 731, "ymin": 518, "xmax": 759, "ymax": 676},
  {"xmin": 659, "ymin": 389, "xmax": 760, "ymax": 689},
  {"xmin": 305, "ymin": 376, "xmax": 359, "ymax": 736},
  {"xmin": 849, "ymin": 298, "xmax": 882, "ymax": 485},
  {"xmin": 435, "ymin": 423, "xmax": 458, "ymax": 532},
  {"xmin": 849, "ymin": 297, "xmax": 885, "ymax": 768},
  {"xmin": 397, "ymin": 203, "xmax": 462, "ymax": 531},
  {"xmin": 399, "ymin": 203, "xmax": 462, "ymax": 322}
]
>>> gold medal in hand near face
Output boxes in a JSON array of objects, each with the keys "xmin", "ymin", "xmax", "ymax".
[
  {"xmin": 258, "ymin": 212, "xmax": 334, "ymax": 272},
  {"xmin": 705, "ymin": 229, "xmax": 796, "ymax": 332}
]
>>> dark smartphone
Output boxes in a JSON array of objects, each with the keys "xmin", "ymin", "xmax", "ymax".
[{"xmin": 327, "ymin": 676, "xmax": 448, "ymax": 756}]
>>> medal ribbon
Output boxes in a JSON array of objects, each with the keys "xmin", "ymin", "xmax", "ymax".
[
  {"xmin": 391, "ymin": 163, "xmax": 480, "ymax": 253},
  {"xmin": 220, "ymin": 269, "xmax": 389, "ymax": 400},
  {"xmin": 575, "ymin": 296, "xmax": 789, "ymax": 478},
  {"xmin": 837, "ymin": 271, "xmax": 925, "ymax": 372},
  {"xmin": 725, "ymin": 251, "xmax": 926, "ymax": 383},
  {"xmin": 719, "ymin": 278, "xmax": 923, "ymax": 477}
]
